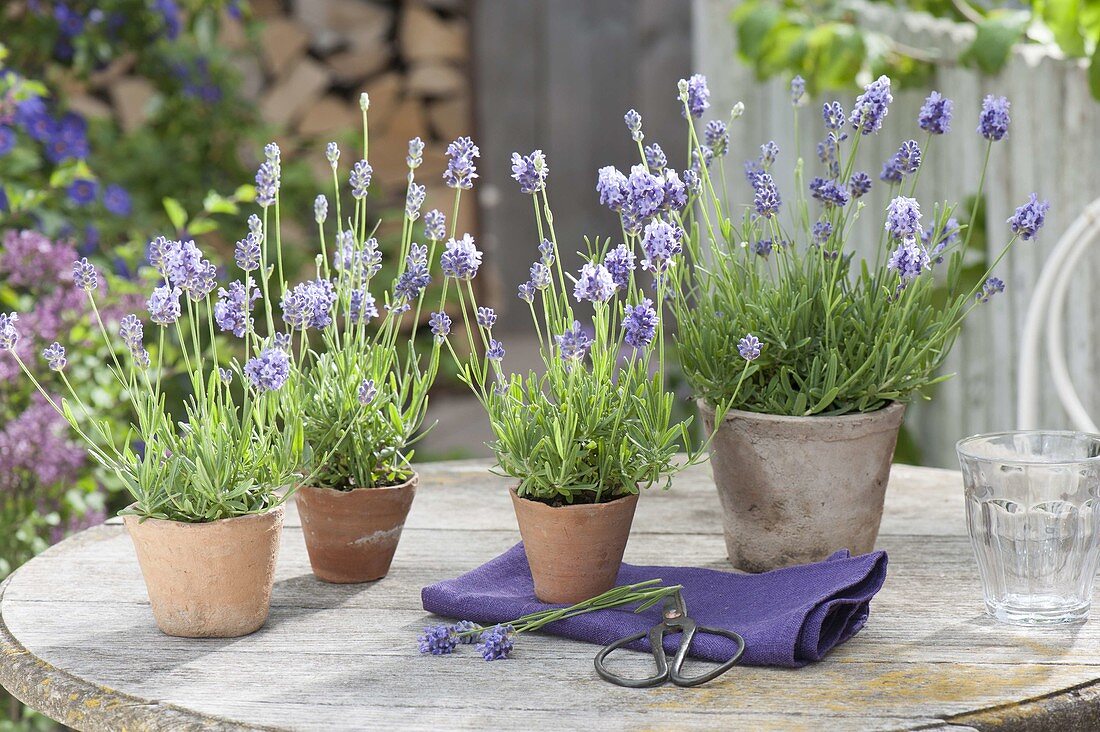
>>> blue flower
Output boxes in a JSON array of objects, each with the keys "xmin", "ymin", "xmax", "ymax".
[
  {"xmin": 349, "ymin": 289, "xmax": 378, "ymax": 323},
  {"xmin": 887, "ymin": 237, "xmax": 930, "ymax": 285},
  {"xmin": 424, "ymin": 209, "xmax": 446, "ymax": 240},
  {"xmin": 72, "ymin": 257, "xmax": 98, "ymax": 291},
  {"xmin": 753, "ymin": 173, "xmax": 782, "ymax": 218},
  {"xmin": 976, "ymin": 277, "xmax": 1005, "ymax": 303},
  {"xmin": 154, "ymin": 0, "xmax": 182, "ymax": 39},
  {"xmin": 823, "ymin": 101, "xmax": 844, "ymax": 131},
  {"xmin": 623, "ymin": 299, "xmax": 657, "ymax": 349},
  {"xmin": 759, "ymin": 141, "xmax": 779, "ymax": 168},
  {"xmin": 663, "ymin": 170, "xmax": 687, "ymax": 212},
  {"xmin": 624, "ymin": 109, "xmax": 643, "ymax": 142},
  {"xmin": 147, "ymin": 285, "xmax": 182, "ymax": 325},
  {"xmin": 603, "ymin": 244, "xmax": 636, "ymax": 290},
  {"xmin": 444, "ymin": 136, "xmax": 479, "ymax": 189},
  {"xmin": 704, "ymin": 122, "xmax": 728, "ymax": 157},
  {"xmin": 487, "ymin": 339, "xmax": 505, "ymax": 361},
  {"xmin": 679, "ymin": 74, "xmax": 710, "ymax": 118},
  {"xmin": 67, "ymin": 178, "xmax": 98, "ymax": 206},
  {"xmin": 640, "ymin": 219, "xmax": 683, "ymax": 275},
  {"xmin": 809, "ymin": 177, "xmax": 849, "ymax": 208},
  {"xmin": 418, "ymin": 625, "xmax": 457, "ymax": 656},
  {"xmin": 214, "ymin": 280, "xmax": 260, "ymax": 338},
  {"xmin": 350, "ymin": 160, "xmax": 373, "ymax": 199},
  {"xmin": 538, "ymin": 238, "xmax": 555, "ymax": 265},
  {"xmin": 529, "ymin": 262, "xmax": 552, "ymax": 290},
  {"xmin": 245, "ymin": 348, "xmax": 291, "ymax": 392},
  {"xmin": 849, "ymin": 75, "xmax": 892, "ymax": 135},
  {"xmin": 440, "ymin": 234, "xmax": 482, "ymax": 280},
  {"xmin": 235, "ymin": 232, "xmax": 262, "ymax": 272},
  {"xmin": 476, "ymin": 307, "xmax": 497, "ymax": 329},
  {"xmin": 918, "ymin": 92, "xmax": 953, "ymax": 135},
  {"xmin": 407, "ymin": 137, "xmax": 425, "ymax": 169},
  {"xmin": 645, "ymin": 143, "xmax": 668, "ymax": 171},
  {"xmin": 476, "ymin": 625, "xmax": 515, "ymax": 661},
  {"xmin": 42, "ymin": 342, "xmax": 66, "ymax": 371},
  {"xmin": 573, "ymin": 262, "xmax": 616, "ymax": 303},
  {"xmin": 621, "ymin": 165, "xmax": 666, "ymax": 232},
  {"xmin": 358, "ymin": 379, "xmax": 378, "ymax": 405},
  {"xmin": 255, "ymin": 161, "xmax": 279, "ymax": 207},
  {"xmin": 517, "ymin": 281, "xmax": 536, "ymax": 303},
  {"xmin": 281, "ymin": 279, "xmax": 337, "ymax": 330},
  {"xmin": 54, "ymin": 2, "xmax": 85, "ymax": 38},
  {"xmin": 325, "ymin": 141, "xmax": 340, "ymax": 168},
  {"xmin": 978, "ymin": 95, "xmax": 1010, "ymax": 141},
  {"xmin": 510, "ymin": 150, "xmax": 549, "ymax": 194},
  {"xmin": 394, "ymin": 263, "xmax": 431, "ymax": 304},
  {"xmin": 596, "ymin": 166, "xmax": 629, "ymax": 212},
  {"xmin": 314, "ymin": 195, "xmax": 328, "ymax": 224},
  {"xmin": 885, "ymin": 197, "xmax": 922, "ymax": 239},
  {"xmin": 429, "ymin": 311, "xmax": 452, "ymax": 342},
  {"xmin": 791, "ymin": 75, "xmax": 806, "ymax": 107},
  {"xmin": 405, "ymin": 184, "xmax": 425, "ymax": 220},
  {"xmin": 119, "ymin": 315, "xmax": 144, "ymax": 351},
  {"xmin": 812, "ymin": 220, "xmax": 833, "ymax": 245},
  {"xmin": 738, "ymin": 334, "xmax": 762, "ymax": 361},
  {"xmin": 556, "ymin": 321, "xmax": 593, "ymax": 362},
  {"xmin": 1007, "ymin": 193, "xmax": 1049, "ymax": 241},
  {"xmin": 0, "ymin": 126, "xmax": 15, "ymax": 157},
  {"xmin": 848, "ymin": 171, "xmax": 872, "ymax": 199},
  {"xmin": 0, "ymin": 313, "xmax": 19, "ymax": 351},
  {"xmin": 103, "ymin": 184, "xmax": 132, "ymax": 216}
]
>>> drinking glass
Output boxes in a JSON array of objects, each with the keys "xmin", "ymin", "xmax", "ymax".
[{"xmin": 957, "ymin": 431, "xmax": 1100, "ymax": 625}]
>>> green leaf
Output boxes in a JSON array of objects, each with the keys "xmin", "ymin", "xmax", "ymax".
[
  {"xmin": 234, "ymin": 184, "xmax": 257, "ymax": 202},
  {"xmin": 732, "ymin": 1, "xmax": 782, "ymax": 62},
  {"xmin": 1090, "ymin": 44, "xmax": 1100, "ymax": 100},
  {"xmin": 203, "ymin": 191, "xmax": 239, "ymax": 215},
  {"xmin": 962, "ymin": 11, "xmax": 1029, "ymax": 75},
  {"xmin": 1042, "ymin": 0, "xmax": 1086, "ymax": 58},
  {"xmin": 163, "ymin": 197, "xmax": 188, "ymax": 231},
  {"xmin": 186, "ymin": 217, "xmax": 218, "ymax": 235}
]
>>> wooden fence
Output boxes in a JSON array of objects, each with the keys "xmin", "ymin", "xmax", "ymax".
[{"xmin": 695, "ymin": 0, "xmax": 1100, "ymax": 467}]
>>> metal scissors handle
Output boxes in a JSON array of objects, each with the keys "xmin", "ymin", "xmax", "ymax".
[{"xmin": 594, "ymin": 592, "xmax": 745, "ymax": 688}]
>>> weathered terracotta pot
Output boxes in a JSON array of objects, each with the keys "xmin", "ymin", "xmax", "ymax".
[
  {"xmin": 123, "ymin": 505, "xmax": 284, "ymax": 638},
  {"xmin": 700, "ymin": 400, "xmax": 906, "ymax": 573},
  {"xmin": 510, "ymin": 487, "xmax": 638, "ymax": 604},
  {"xmin": 296, "ymin": 474, "xmax": 418, "ymax": 583}
]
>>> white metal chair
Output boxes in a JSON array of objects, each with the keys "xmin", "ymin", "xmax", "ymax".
[{"xmin": 1017, "ymin": 198, "xmax": 1100, "ymax": 432}]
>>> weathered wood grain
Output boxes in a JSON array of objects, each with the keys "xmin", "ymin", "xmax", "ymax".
[{"xmin": 2, "ymin": 460, "xmax": 1099, "ymax": 731}]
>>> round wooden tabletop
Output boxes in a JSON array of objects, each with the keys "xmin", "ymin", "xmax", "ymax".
[{"xmin": 1, "ymin": 460, "xmax": 1099, "ymax": 731}]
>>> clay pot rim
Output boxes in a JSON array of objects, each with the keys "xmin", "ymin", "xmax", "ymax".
[
  {"xmin": 122, "ymin": 503, "xmax": 285, "ymax": 529},
  {"xmin": 508, "ymin": 485, "xmax": 639, "ymax": 511},
  {"xmin": 698, "ymin": 398, "xmax": 905, "ymax": 426},
  {"xmin": 298, "ymin": 472, "xmax": 419, "ymax": 497}
]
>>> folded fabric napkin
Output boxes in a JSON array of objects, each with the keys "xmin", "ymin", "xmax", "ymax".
[{"xmin": 421, "ymin": 543, "xmax": 888, "ymax": 667}]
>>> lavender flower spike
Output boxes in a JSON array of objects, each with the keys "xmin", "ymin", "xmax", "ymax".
[
  {"xmin": 511, "ymin": 150, "xmax": 549, "ymax": 194},
  {"xmin": 976, "ymin": 277, "xmax": 1005, "ymax": 303},
  {"xmin": 624, "ymin": 109, "xmax": 643, "ymax": 142},
  {"xmin": 753, "ymin": 173, "xmax": 782, "ymax": 218},
  {"xmin": 418, "ymin": 625, "xmax": 457, "ymax": 656},
  {"xmin": 245, "ymin": 348, "xmax": 291, "ymax": 392},
  {"xmin": 72, "ymin": 257, "xmax": 98, "ymax": 291},
  {"xmin": 358, "ymin": 378, "xmax": 378, "ymax": 405},
  {"xmin": 738, "ymin": 334, "xmax": 762, "ymax": 361},
  {"xmin": 603, "ymin": 243, "xmax": 636, "ymax": 290},
  {"xmin": 0, "ymin": 313, "xmax": 18, "ymax": 351},
  {"xmin": 679, "ymin": 74, "xmax": 710, "ymax": 119},
  {"xmin": 849, "ymin": 75, "xmax": 893, "ymax": 135},
  {"xmin": 556, "ymin": 321, "xmax": 593, "ymax": 362},
  {"xmin": 314, "ymin": 194, "xmax": 328, "ymax": 224},
  {"xmin": 235, "ymin": 232, "xmax": 261, "ymax": 272},
  {"xmin": 977, "ymin": 95, "xmax": 1010, "ymax": 142},
  {"xmin": 885, "ymin": 196, "xmax": 922, "ymax": 239},
  {"xmin": 444, "ymin": 136, "xmax": 480, "ymax": 189},
  {"xmin": 1007, "ymin": 193, "xmax": 1050, "ymax": 241},
  {"xmin": 255, "ymin": 161, "xmax": 279, "ymax": 207},
  {"xmin": 42, "ymin": 342, "xmax": 66, "ymax": 371},
  {"xmin": 429, "ymin": 311, "xmax": 452, "ymax": 342},
  {"xmin": 350, "ymin": 160, "xmax": 373, "ymax": 199},
  {"xmin": 424, "ymin": 209, "xmax": 446, "ymax": 241},
  {"xmin": 325, "ymin": 141, "xmax": 340, "ymax": 169},
  {"xmin": 623, "ymin": 299, "xmax": 657, "ymax": 349},
  {"xmin": 486, "ymin": 339, "xmax": 505, "ymax": 361},
  {"xmin": 147, "ymin": 285, "xmax": 182, "ymax": 325},
  {"xmin": 573, "ymin": 262, "xmax": 616, "ymax": 303},
  {"xmin": 887, "ymin": 237, "xmax": 930, "ymax": 285},
  {"xmin": 440, "ymin": 234, "xmax": 483, "ymax": 280},
  {"xmin": 476, "ymin": 624, "xmax": 515, "ymax": 661},
  {"xmin": 477, "ymin": 307, "xmax": 497, "ymax": 329},
  {"xmin": 918, "ymin": 92, "xmax": 953, "ymax": 135},
  {"xmin": 407, "ymin": 137, "xmax": 425, "ymax": 169},
  {"xmin": 791, "ymin": 75, "xmax": 806, "ymax": 107}
]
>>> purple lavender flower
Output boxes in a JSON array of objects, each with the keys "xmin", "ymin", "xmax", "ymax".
[
  {"xmin": 823, "ymin": 101, "xmax": 844, "ymax": 130},
  {"xmin": 0, "ymin": 313, "xmax": 18, "ymax": 350},
  {"xmin": 248, "ymin": 214, "xmax": 262, "ymax": 236},
  {"xmin": 119, "ymin": 314, "xmax": 143, "ymax": 350},
  {"xmin": 314, "ymin": 195, "xmax": 328, "ymax": 224},
  {"xmin": 325, "ymin": 141, "xmax": 340, "ymax": 169},
  {"xmin": 103, "ymin": 185, "xmax": 132, "ymax": 216},
  {"xmin": 705, "ymin": 121, "xmax": 728, "ymax": 157},
  {"xmin": 752, "ymin": 239, "xmax": 773, "ymax": 257},
  {"xmin": 738, "ymin": 334, "xmax": 762, "ymax": 361},
  {"xmin": 393, "ymin": 263, "xmax": 431, "ymax": 304},
  {"xmin": 358, "ymin": 378, "xmax": 377, "ymax": 405},
  {"xmin": 274, "ymin": 332, "xmax": 292, "ymax": 351},
  {"xmin": 511, "ymin": 150, "xmax": 549, "ymax": 194},
  {"xmin": 880, "ymin": 156, "xmax": 903, "ymax": 185},
  {"xmin": 477, "ymin": 624, "xmax": 515, "ymax": 661},
  {"xmin": 424, "ymin": 209, "xmax": 446, "ymax": 240},
  {"xmin": 444, "ymin": 136, "xmax": 480, "ymax": 189},
  {"xmin": 235, "ymin": 232, "xmax": 261, "ymax": 272},
  {"xmin": 1007, "ymin": 193, "xmax": 1050, "ymax": 241},
  {"xmin": 487, "ymin": 339, "xmax": 505, "ymax": 361},
  {"xmin": 976, "ymin": 277, "xmax": 1005, "ymax": 303},
  {"xmin": 405, "ymin": 183, "xmax": 426, "ymax": 220},
  {"xmin": 645, "ymin": 143, "xmax": 668, "ymax": 171},
  {"xmin": 147, "ymin": 285, "xmax": 182, "ymax": 325},
  {"xmin": 679, "ymin": 74, "xmax": 710, "ymax": 118},
  {"xmin": 244, "ymin": 348, "xmax": 291, "ymax": 392},
  {"xmin": 919, "ymin": 92, "xmax": 953, "ymax": 135},
  {"xmin": 573, "ymin": 263, "xmax": 616, "ymax": 303},
  {"xmin": 682, "ymin": 169, "xmax": 700, "ymax": 195},
  {"xmin": 817, "ymin": 136, "xmax": 840, "ymax": 179},
  {"xmin": 849, "ymin": 171, "xmax": 872, "ymax": 198},
  {"xmin": 350, "ymin": 160, "xmax": 373, "ymax": 199},
  {"xmin": 760, "ymin": 141, "xmax": 779, "ymax": 168},
  {"xmin": 214, "ymin": 280, "xmax": 260, "ymax": 338},
  {"xmin": 155, "ymin": 0, "xmax": 181, "ymax": 39},
  {"xmin": 41, "ymin": 342, "xmax": 66, "ymax": 371},
  {"xmin": 255, "ymin": 161, "xmax": 279, "ymax": 207},
  {"xmin": 641, "ymin": 219, "xmax": 683, "ymax": 275},
  {"xmin": 892, "ymin": 140, "xmax": 922, "ymax": 176},
  {"xmin": 621, "ymin": 165, "xmax": 666, "ymax": 232},
  {"xmin": 923, "ymin": 217, "xmax": 961, "ymax": 263},
  {"xmin": 596, "ymin": 166, "xmax": 629, "ymax": 211},
  {"xmin": 849, "ymin": 75, "xmax": 893, "ymax": 135},
  {"xmin": 407, "ymin": 137, "xmax": 425, "ymax": 169},
  {"xmin": 0, "ymin": 126, "xmax": 14, "ymax": 157},
  {"xmin": 556, "ymin": 321, "xmax": 592, "ymax": 362},
  {"xmin": 67, "ymin": 179, "xmax": 97, "ymax": 206},
  {"xmin": 476, "ymin": 307, "xmax": 497, "ymax": 329},
  {"xmin": 791, "ymin": 75, "xmax": 806, "ymax": 107},
  {"xmin": 429, "ymin": 311, "xmax": 452, "ymax": 342},
  {"xmin": 753, "ymin": 173, "xmax": 782, "ymax": 218},
  {"xmin": 663, "ymin": 170, "xmax": 688, "ymax": 212},
  {"xmin": 440, "ymin": 234, "xmax": 482, "ymax": 280},
  {"xmin": 624, "ymin": 109, "xmax": 643, "ymax": 142},
  {"xmin": 282, "ymin": 279, "xmax": 337, "ymax": 330},
  {"xmin": 219, "ymin": 367, "xmax": 233, "ymax": 385},
  {"xmin": 812, "ymin": 220, "xmax": 833, "ymax": 245},
  {"xmin": 0, "ymin": 398, "xmax": 84, "ymax": 495},
  {"xmin": 349, "ymin": 289, "xmax": 378, "ymax": 322},
  {"xmin": 517, "ymin": 281, "xmax": 536, "ymax": 303},
  {"xmin": 978, "ymin": 95, "xmax": 1010, "ymax": 142},
  {"xmin": 603, "ymin": 244, "xmax": 636, "ymax": 290},
  {"xmin": 809, "ymin": 177, "xmax": 849, "ymax": 208},
  {"xmin": 72, "ymin": 257, "xmax": 98, "ymax": 291},
  {"xmin": 623, "ymin": 299, "xmax": 657, "ymax": 349},
  {"xmin": 538, "ymin": 238, "xmax": 555, "ymax": 265},
  {"xmin": 529, "ymin": 262, "xmax": 552, "ymax": 290},
  {"xmin": 166, "ymin": 241, "xmax": 217, "ymax": 300},
  {"xmin": 54, "ymin": 2, "xmax": 85, "ymax": 37},
  {"xmin": 418, "ymin": 625, "xmax": 457, "ymax": 656},
  {"xmin": 885, "ymin": 197, "xmax": 922, "ymax": 239},
  {"xmin": 887, "ymin": 237, "xmax": 930, "ymax": 284}
]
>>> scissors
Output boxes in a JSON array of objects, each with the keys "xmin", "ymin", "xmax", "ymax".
[{"xmin": 593, "ymin": 591, "xmax": 745, "ymax": 688}]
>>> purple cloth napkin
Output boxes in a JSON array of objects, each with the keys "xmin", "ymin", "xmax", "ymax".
[{"xmin": 421, "ymin": 543, "xmax": 888, "ymax": 667}]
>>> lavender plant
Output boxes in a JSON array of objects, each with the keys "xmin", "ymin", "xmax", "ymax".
[
  {"xmin": 441, "ymin": 141, "xmax": 725, "ymax": 505},
  {"xmin": 660, "ymin": 75, "xmax": 1047, "ymax": 416}
]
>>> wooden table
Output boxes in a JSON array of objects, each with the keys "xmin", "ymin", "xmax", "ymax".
[{"xmin": 2, "ymin": 460, "xmax": 1099, "ymax": 731}]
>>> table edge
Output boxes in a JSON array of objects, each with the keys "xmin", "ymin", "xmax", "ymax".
[{"xmin": 1, "ymin": 462, "xmax": 1098, "ymax": 731}]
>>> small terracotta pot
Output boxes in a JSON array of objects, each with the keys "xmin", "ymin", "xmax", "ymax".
[
  {"xmin": 123, "ymin": 505, "xmax": 284, "ymax": 638},
  {"xmin": 700, "ymin": 400, "xmax": 905, "ymax": 572},
  {"xmin": 296, "ymin": 474, "xmax": 418, "ymax": 583},
  {"xmin": 510, "ymin": 487, "xmax": 638, "ymax": 604}
]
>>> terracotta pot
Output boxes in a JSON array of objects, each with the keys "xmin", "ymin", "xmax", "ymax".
[
  {"xmin": 296, "ymin": 474, "xmax": 418, "ymax": 583},
  {"xmin": 510, "ymin": 487, "xmax": 638, "ymax": 604},
  {"xmin": 700, "ymin": 400, "xmax": 906, "ymax": 572},
  {"xmin": 123, "ymin": 505, "xmax": 284, "ymax": 638}
]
